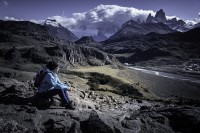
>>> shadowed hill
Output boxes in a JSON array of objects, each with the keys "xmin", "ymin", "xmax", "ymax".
[
  {"xmin": 102, "ymin": 27, "xmax": 200, "ymax": 66},
  {"xmin": 0, "ymin": 20, "xmax": 119, "ymax": 67}
]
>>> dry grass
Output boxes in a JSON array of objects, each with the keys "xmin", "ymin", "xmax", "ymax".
[
  {"xmin": 70, "ymin": 65, "xmax": 157, "ymax": 99},
  {"xmin": 71, "ymin": 65, "xmax": 134, "ymax": 84}
]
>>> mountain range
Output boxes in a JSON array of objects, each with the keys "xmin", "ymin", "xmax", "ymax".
[
  {"xmin": 41, "ymin": 9, "xmax": 199, "ymax": 42},
  {"xmin": 109, "ymin": 20, "xmax": 174, "ymax": 40},
  {"xmin": 146, "ymin": 9, "xmax": 188, "ymax": 32},
  {"xmin": 1, "ymin": 8, "xmax": 200, "ymax": 68}
]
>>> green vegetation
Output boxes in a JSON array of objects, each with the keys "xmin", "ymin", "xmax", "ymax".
[{"xmin": 70, "ymin": 66, "xmax": 143, "ymax": 97}]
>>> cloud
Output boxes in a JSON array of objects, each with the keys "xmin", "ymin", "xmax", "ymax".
[
  {"xmin": 29, "ymin": 19, "xmax": 45, "ymax": 24},
  {"xmin": 48, "ymin": 4, "xmax": 157, "ymax": 37},
  {"xmin": 0, "ymin": 0, "xmax": 8, "ymax": 6},
  {"xmin": 72, "ymin": 4, "xmax": 155, "ymax": 24},
  {"xmin": 185, "ymin": 20, "xmax": 197, "ymax": 27},
  {"xmin": 4, "ymin": 16, "xmax": 23, "ymax": 21},
  {"xmin": 194, "ymin": 14, "xmax": 200, "ymax": 23},
  {"xmin": 47, "ymin": 16, "xmax": 77, "ymax": 27},
  {"xmin": 4, "ymin": 16, "xmax": 45, "ymax": 24},
  {"xmin": 185, "ymin": 12, "xmax": 200, "ymax": 27}
]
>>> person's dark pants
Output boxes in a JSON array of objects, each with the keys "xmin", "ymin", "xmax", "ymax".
[{"xmin": 40, "ymin": 89, "xmax": 71, "ymax": 105}]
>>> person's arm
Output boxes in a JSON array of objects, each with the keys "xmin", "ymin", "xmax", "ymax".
[
  {"xmin": 45, "ymin": 73, "xmax": 68, "ymax": 90},
  {"xmin": 56, "ymin": 75, "xmax": 69, "ymax": 90}
]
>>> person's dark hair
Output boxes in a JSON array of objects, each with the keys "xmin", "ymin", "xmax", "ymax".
[{"xmin": 46, "ymin": 60, "xmax": 59, "ymax": 71}]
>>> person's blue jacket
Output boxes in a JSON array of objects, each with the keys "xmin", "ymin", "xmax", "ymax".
[{"xmin": 38, "ymin": 67, "xmax": 68, "ymax": 93}]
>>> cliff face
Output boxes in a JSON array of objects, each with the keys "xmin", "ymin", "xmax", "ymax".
[{"xmin": 146, "ymin": 9, "xmax": 188, "ymax": 32}]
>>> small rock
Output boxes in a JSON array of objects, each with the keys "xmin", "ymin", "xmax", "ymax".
[
  {"xmin": 88, "ymin": 106, "xmax": 92, "ymax": 109},
  {"xmin": 95, "ymin": 105, "xmax": 99, "ymax": 110},
  {"xmin": 99, "ymin": 95, "xmax": 104, "ymax": 99},
  {"xmin": 140, "ymin": 106, "xmax": 150, "ymax": 111},
  {"xmin": 89, "ymin": 91, "xmax": 94, "ymax": 96},
  {"xmin": 136, "ymin": 99, "xmax": 143, "ymax": 103},
  {"xmin": 82, "ymin": 104, "xmax": 87, "ymax": 109},
  {"xmin": 27, "ymin": 107, "xmax": 38, "ymax": 114}
]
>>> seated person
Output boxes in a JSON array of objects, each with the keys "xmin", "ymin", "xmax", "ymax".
[{"xmin": 38, "ymin": 60, "xmax": 75, "ymax": 110}]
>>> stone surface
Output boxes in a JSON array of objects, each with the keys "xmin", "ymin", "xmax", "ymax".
[{"xmin": 0, "ymin": 77, "xmax": 200, "ymax": 133}]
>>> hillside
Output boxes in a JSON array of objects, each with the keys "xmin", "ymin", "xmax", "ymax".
[
  {"xmin": 102, "ymin": 27, "xmax": 200, "ymax": 72},
  {"xmin": 0, "ymin": 20, "xmax": 118, "ymax": 68}
]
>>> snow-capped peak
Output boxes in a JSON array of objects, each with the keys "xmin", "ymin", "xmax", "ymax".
[{"xmin": 45, "ymin": 18, "xmax": 60, "ymax": 27}]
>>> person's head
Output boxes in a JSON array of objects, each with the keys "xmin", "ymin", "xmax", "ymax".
[{"xmin": 46, "ymin": 60, "xmax": 59, "ymax": 73}]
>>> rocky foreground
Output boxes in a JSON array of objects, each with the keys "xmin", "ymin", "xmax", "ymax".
[{"xmin": 0, "ymin": 77, "xmax": 200, "ymax": 133}]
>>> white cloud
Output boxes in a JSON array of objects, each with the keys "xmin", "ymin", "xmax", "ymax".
[
  {"xmin": 4, "ymin": 16, "xmax": 45, "ymax": 24},
  {"xmin": 29, "ymin": 19, "xmax": 45, "ymax": 24},
  {"xmin": 185, "ymin": 12, "xmax": 200, "ymax": 27},
  {"xmin": 4, "ymin": 16, "xmax": 23, "ymax": 21},
  {"xmin": 47, "ymin": 16, "xmax": 77, "ymax": 27},
  {"xmin": 73, "ymin": 4, "xmax": 155, "ymax": 24},
  {"xmin": 185, "ymin": 20, "xmax": 197, "ymax": 28},
  {"xmin": 47, "ymin": 4, "xmax": 158, "ymax": 37},
  {"xmin": 196, "ymin": 12, "xmax": 200, "ymax": 22}
]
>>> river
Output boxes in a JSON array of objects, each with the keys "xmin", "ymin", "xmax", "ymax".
[{"xmin": 128, "ymin": 67, "xmax": 200, "ymax": 100}]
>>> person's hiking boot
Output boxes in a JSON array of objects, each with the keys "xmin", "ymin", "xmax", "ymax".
[{"xmin": 65, "ymin": 102, "xmax": 75, "ymax": 110}]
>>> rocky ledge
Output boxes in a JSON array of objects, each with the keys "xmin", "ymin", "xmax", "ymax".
[{"xmin": 0, "ymin": 77, "xmax": 200, "ymax": 133}]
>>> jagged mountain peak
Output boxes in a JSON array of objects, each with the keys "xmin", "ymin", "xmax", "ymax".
[
  {"xmin": 157, "ymin": 9, "xmax": 164, "ymax": 13},
  {"xmin": 146, "ymin": 13, "xmax": 155, "ymax": 23},
  {"xmin": 145, "ymin": 9, "xmax": 188, "ymax": 32},
  {"xmin": 155, "ymin": 9, "xmax": 167, "ymax": 22},
  {"xmin": 43, "ymin": 18, "xmax": 78, "ymax": 42}
]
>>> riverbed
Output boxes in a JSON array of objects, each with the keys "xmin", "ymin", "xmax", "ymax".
[{"xmin": 128, "ymin": 67, "xmax": 200, "ymax": 100}]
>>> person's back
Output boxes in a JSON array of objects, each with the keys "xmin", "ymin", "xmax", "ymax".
[{"xmin": 37, "ymin": 60, "xmax": 75, "ymax": 110}]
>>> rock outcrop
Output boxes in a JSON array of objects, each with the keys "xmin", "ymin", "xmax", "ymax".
[
  {"xmin": 146, "ymin": 9, "xmax": 188, "ymax": 32},
  {"xmin": 0, "ymin": 77, "xmax": 200, "ymax": 133},
  {"xmin": 155, "ymin": 9, "xmax": 167, "ymax": 22}
]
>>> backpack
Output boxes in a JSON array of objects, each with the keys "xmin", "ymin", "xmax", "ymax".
[{"xmin": 34, "ymin": 70, "xmax": 47, "ymax": 88}]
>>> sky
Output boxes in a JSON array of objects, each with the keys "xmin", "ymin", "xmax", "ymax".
[
  {"xmin": 0, "ymin": 0, "xmax": 200, "ymax": 20},
  {"xmin": 1, "ymin": 0, "xmax": 200, "ymax": 36}
]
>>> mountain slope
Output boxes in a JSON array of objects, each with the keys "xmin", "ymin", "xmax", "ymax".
[
  {"xmin": 0, "ymin": 20, "xmax": 118, "ymax": 68},
  {"xmin": 109, "ymin": 19, "xmax": 174, "ymax": 40},
  {"xmin": 44, "ymin": 19, "xmax": 79, "ymax": 42},
  {"xmin": 102, "ymin": 27, "xmax": 200, "ymax": 67}
]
